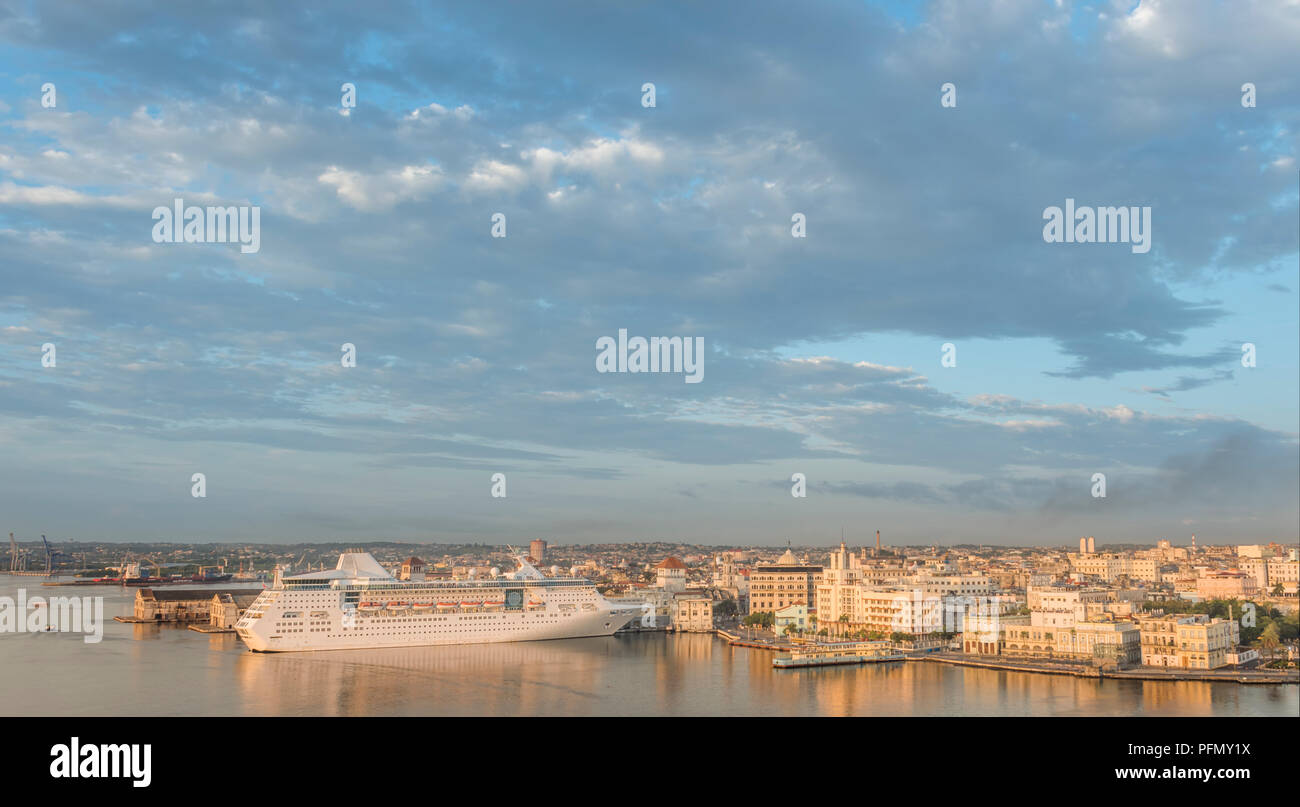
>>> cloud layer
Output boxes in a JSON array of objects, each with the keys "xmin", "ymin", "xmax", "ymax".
[{"xmin": 0, "ymin": 0, "xmax": 1296, "ymax": 544}]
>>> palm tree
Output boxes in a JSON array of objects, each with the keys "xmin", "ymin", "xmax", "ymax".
[{"xmin": 1259, "ymin": 623, "xmax": 1281, "ymax": 660}]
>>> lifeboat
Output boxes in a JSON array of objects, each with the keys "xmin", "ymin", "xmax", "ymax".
[
  {"xmin": 436, "ymin": 602, "xmax": 457, "ymax": 608},
  {"xmin": 528, "ymin": 600, "xmax": 544, "ymax": 606},
  {"xmin": 359, "ymin": 602, "xmax": 381, "ymax": 611},
  {"xmin": 412, "ymin": 603, "xmax": 433, "ymax": 610},
  {"xmin": 460, "ymin": 601, "xmax": 482, "ymax": 607},
  {"xmin": 483, "ymin": 600, "xmax": 504, "ymax": 608},
  {"xmin": 386, "ymin": 602, "xmax": 408, "ymax": 610}
]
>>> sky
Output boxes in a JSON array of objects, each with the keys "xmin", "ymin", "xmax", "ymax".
[{"xmin": 0, "ymin": 0, "xmax": 1296, "ymax": 547}]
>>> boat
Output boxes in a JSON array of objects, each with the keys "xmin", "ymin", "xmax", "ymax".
[
  {"xmin": 233, "ymin": 549, "xmax": 641, "ymax": 653},
  {"xmin": 191, "ymin": 571, "xmax": 233, "ymax": 583},
  {"xmin": 772, "ymin": 641, "xmax": 905, "ymax": 669}
]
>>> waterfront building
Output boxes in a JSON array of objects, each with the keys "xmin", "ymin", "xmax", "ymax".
[
  {"xmin": 671, "ymin": 592, "xmax": 714, "ymax": 632},
  {"xmin": 962, "ymin": 613, "xmax": 1027, "ymax": 654},
  {"xmin": 133, "ymin": 587, "xmax": 256, "ymax": 623},
  {"xmin": 774, "ymin": 602, "xmax": 810, "ymax": 632},
  {"xmin": 1137, "ymin": 613, "xmax": 1239, "ymax": 669},
  {"xmin": 749, "ymin": 548, "xmax": 822, "ymax": 615},
  {"xmin": 209, "ymin": 591, "xmax": 260, "ymax": 628},
  {"xmin": 1001, "ymin": 618, "xmax": 1140, "ymax": 665}
]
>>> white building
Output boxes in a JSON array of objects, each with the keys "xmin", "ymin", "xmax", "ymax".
[{"xmin": 655, "ymin": 557, "xmax": 688, "ymax": 593}]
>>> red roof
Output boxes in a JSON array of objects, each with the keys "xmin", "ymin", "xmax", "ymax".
[{"xmin": 656, "ymin": 556, "xmax": 687, "ymax": 570}]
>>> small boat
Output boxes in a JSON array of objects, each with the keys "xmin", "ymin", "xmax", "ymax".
[
  {"xmin": 358, "ymin": 602, "xmax": 382, "ymax": 611},
  {"xmin": 412, "ymin": 603, "xmax": 434, "ymax": 610},
  {"xmin": 386, "ymin": 602, "xmax": 408, "ymax": 610},
  {"xmin": 436, "ymin": 602, "xmax": 457, "ymax": 608},
  {"xmin": 460, "ymin": 601, "xmax": 481, "ymax": 607},
  {"xmin": 483, "ymin": 600, "xmax": 504, "ymax": 607}
]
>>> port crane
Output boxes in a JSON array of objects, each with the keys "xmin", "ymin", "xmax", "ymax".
[
  {"xmin": 117, "ymin": 551, "xmax": 166, "ymax": 584},
  {"xmin": 39, "ymin": 535, "xmax": 73, "ymax": 576},
  {"xmin": 7, "ymin": 532, "xmax": 25, "ymax": 572}
]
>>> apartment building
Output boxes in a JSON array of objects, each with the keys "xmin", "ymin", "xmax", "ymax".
[{"xmin": 1137, "ymin": 613, "xmax": 1239, "ymax": 669}]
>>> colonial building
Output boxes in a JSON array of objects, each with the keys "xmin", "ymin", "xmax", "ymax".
[
  {"xmin": 1002, "ymin": 619, "xmax": 1140, "ymax": 665},
  {"xmin": 671, "ymin": 592, "xmax": 714, "ymax": 632},
  {"xmin": 1137, "ymin": 613, "xmax": 1239, "ymax": 669},
  {"xmin": 133, "ymin": 587, "xmax": 254, "ymax": 623},
  {"xmin": 749, "ymin": 548, "xmax": 821, "ymax": 615},
  {"xmin": 656, "ymin": 557, "xmax": 688, "ymax": 593},
  {"xmin": 209, "ymin": 591, "xmax": 261, "ymax": 628}
]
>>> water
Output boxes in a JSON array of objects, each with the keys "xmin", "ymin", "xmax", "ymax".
[{"xmin": 2, "ymin": 580, "xmax": 1296, "ymax": 716}]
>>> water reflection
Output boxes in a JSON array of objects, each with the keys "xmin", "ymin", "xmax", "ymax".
[{"xmin": 1, "ymin": 577, "xmax": 1295, "ymax": 717}]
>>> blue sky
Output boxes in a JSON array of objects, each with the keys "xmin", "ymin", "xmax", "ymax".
[{"xmin": 0, "ymin": 0, "xmax": 1296, "ymax": 546}]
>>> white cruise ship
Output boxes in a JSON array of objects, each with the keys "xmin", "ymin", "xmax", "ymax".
[{"xmin": 234, "ymin": 550, "xmax": 642, "ymax": 652}]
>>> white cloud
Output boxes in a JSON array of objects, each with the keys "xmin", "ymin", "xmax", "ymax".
[{"xmin": 317, "ymin": 163, "xmax": 445, "ymax": 210}]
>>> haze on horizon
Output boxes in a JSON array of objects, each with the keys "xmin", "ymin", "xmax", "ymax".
[{"xmin": 0, "ymin": 1, "xmax": 1297, "ymax": 547}]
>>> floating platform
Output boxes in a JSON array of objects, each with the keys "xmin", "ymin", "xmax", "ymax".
[
  {"xmin": 774, "ymin": 652, "xmax": 905, "ymax": 668},
  {"xmin": 188, "ymin": 625, "xmax": 236, "ymax": 634},
  {"xmin": 773, "ymin": 640, "xmax": 903, "ymax": 668}
]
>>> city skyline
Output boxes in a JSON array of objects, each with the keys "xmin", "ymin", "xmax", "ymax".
[{"xmin": 1, "ymin": 0, "xmax": 1298, "ymax": 545}]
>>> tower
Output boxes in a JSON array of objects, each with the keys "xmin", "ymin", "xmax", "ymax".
[
  {"xmin": 1087, "ymin": 536, "xmax": 1095, "ymax": 554},
  {"xmin": 1079, "ymin": 536, "xmax": 1088, "ymax": 554}
]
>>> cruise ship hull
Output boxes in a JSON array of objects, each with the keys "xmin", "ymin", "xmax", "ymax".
[
  {"xmin": 234, "ymin": 550, "xmax": 643, "ymax": 653},
  {"xmin": 239, "ymin": 606, "xmax": 637, "ymax": 652}
]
